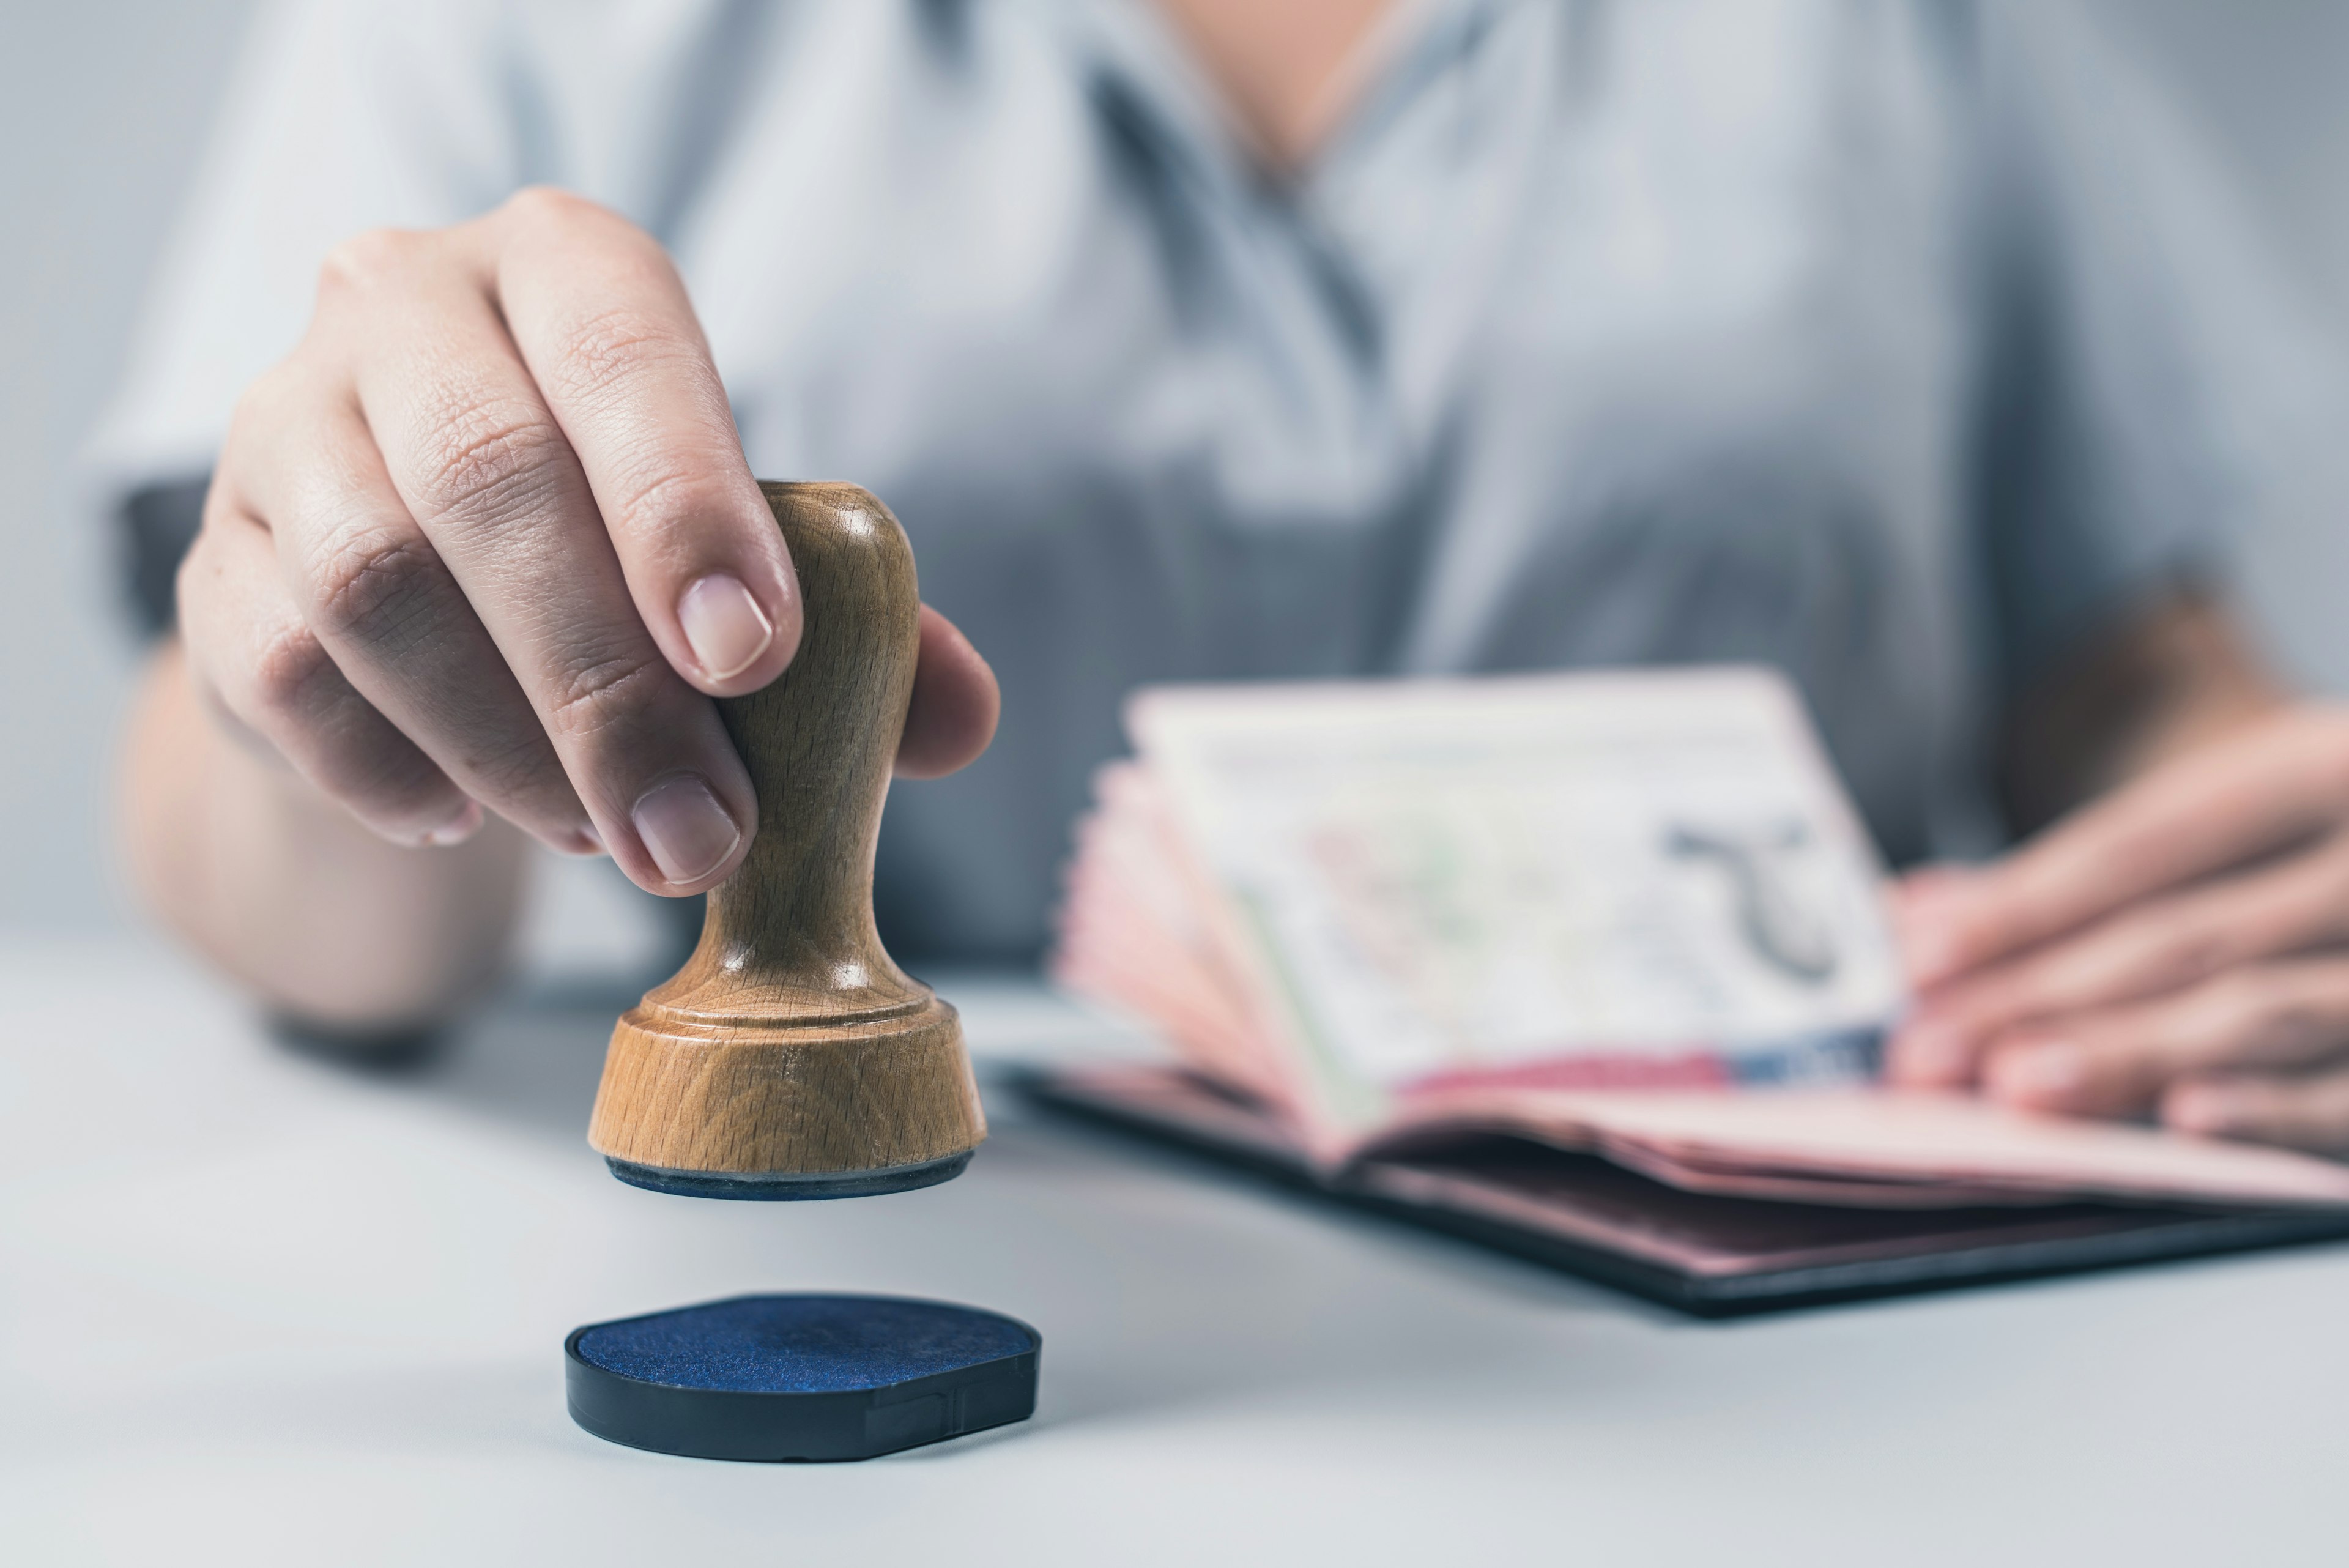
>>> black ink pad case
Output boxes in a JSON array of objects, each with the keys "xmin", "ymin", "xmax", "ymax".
[{"xmin": 565, "ymin": 1293, "xmax": 1041, "ymax": 1461}]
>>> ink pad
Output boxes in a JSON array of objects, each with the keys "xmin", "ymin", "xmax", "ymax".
[{"xmin": 565, "ymin": 1293, "xmax": 1041, "ymax": 1461}]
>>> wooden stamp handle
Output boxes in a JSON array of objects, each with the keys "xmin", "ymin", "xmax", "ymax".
[
  {"xmin": 685, "ymin": 481, "xmax": 925, "ymax": 1020},
  {"xmin": 587, "ymin": 483, "xmax": 984, "ymax": 1197}
]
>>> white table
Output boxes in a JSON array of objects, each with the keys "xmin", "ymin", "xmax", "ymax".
[{"xmin": 4, "ymin": 937, "xmax": 2345, "ymax": 1567}]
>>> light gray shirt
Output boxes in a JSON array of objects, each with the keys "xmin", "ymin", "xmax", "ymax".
[{"xmin": 91, "ymin": 0, "xmax": 2334, "ymax": 959}]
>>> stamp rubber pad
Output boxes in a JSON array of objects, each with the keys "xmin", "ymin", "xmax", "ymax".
[{"xmin": 565, "ymin": 1293, "xmax": 1041, "ymax": 1461}]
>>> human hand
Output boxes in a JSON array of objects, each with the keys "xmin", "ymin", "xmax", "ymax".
[
  {"xmin": 177, "ymin": 189, "xmax": 998, "ymax": 896},
  {"xmin": 1885, "ymin": 707, "xmax": 2349, "ymax": 1156}
]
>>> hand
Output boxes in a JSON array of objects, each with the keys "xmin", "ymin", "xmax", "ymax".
[
  {"xmin": 177, "ymin": 189, "xmax": 998, "ymax": 896},
  {"xmin": 1885, "ymin": 706, "xmax": 2349, "ymax": 1156}
]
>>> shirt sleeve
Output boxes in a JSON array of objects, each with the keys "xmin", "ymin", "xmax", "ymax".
[{"xmin": 1966, "ymin": 0, "xmax": 2349, "ymax": 695}]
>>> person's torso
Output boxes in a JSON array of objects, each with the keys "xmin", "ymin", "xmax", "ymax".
[{"xmin": 586, "ymin": 0, "xmax": 1995, "ymax": 958}]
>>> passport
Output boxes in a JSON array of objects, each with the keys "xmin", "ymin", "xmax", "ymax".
[{"xmin": 1050, "ymin": 669, "xmax": 2349, "ymax": 1213}]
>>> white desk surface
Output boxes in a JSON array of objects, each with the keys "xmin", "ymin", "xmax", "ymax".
[{"xmin": 4, "ymin": 937, "xmax": 2345, "ymax": 1568}]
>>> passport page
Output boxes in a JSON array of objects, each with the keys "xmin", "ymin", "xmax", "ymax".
[{"xmin": 1126, "ymin": 669, "xmax": 1905, "ymax": 1136}]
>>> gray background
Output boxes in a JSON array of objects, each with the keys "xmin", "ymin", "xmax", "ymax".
[{"xmin": 6, "ymin": 0, "xmax": 2348, "ymax": 935}]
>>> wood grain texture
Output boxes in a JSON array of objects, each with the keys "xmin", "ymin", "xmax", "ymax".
[{"xmin": 588, "ymin": 483, "xmax": 985, "ymax": 1178}]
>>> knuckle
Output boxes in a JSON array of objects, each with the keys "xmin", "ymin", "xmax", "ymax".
[
  {"xmin": 502, "ymin": 184, "xmax": 602, "ymax": 233},
  {"xmin": 455, "ymin": 725, "xmax": 567, "ymax": 806},
  {"xmin": 2262, "ymin": 998, "xmax": 2334, "ymax": 1058},
  {"xmin": 308, "ymin": 532, "xmax": 446, "ymax": 653},
  {"xmin": 415, "ymin": 396, "xmax": 570, "ymax": 525},
  {"xmin": 544, "ymin": 643, "xmax": 669, "ymax": 743},
  {"xmin": 605, "ymin": 464, "xmax": 737, "ymax": 551},
  {"xmin": 226, "ymin": 359, "xmax": 305, "ymax": 445},
  {"xmin": 545, "ymin": 303, "xmax": 696, "ymax": 407},
  {"xmin": 2249, "ymin": 965, "xmax": 2349, "ymax": 1058},
  {"xmin": 247, "ymin": 619, "xmax": 339, "ymax": 722},
  {"xmin": 317, "ymin": 226, "xmax": 428, "ymax": 299},
  {"xmin": 2148, "ymin": 918, "xmax": 2234, "ymax": 989}
]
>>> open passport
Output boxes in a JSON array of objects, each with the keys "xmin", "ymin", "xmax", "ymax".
[{"xmin": 1041, "ymin": 671, "xmax": 2349, "ymax": 1310}]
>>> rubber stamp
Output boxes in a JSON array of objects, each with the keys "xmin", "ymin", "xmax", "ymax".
[{"xmin": 587, "ymin": 482, "xmax": 987, "ymax": 1200}]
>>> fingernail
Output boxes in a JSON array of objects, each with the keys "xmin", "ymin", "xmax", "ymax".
[
  {"xmin": 420, "ymin": 799, "xmax": 483, "ymax": 848},
  {"xmin": 1989, "ymin": 1042, "xmax": 2085, "ymax": 1101},
  {"xmin": 2166, "ymin": 1084, "xmax": 2240, "ymax": 1135},
  {"xmin": 631, "ymin": 774, "xmax": 741, "ymax": 886},
  {"xmin": 1887, "ymin": 1019, "xmax": 1970, "ymax": 1084},
  {"xmin": 678, "ymin": 573, "xmax": 774, "ymax": 682}
]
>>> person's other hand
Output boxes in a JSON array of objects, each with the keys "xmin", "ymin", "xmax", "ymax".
[
  {"xmin": 1885, "ymin": 706, "xmax": 2349, "ymax": 1156},
  {"xmin": 178, "ymin": 189, "xmax": 998, "ymax": 896}
]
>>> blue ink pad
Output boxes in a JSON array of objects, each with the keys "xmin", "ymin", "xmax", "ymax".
[{"xmin": 565, "ymin": 1294, "xmax": 1041, "ymax": 1461}]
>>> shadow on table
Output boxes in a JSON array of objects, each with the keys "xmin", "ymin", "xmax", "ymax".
[
  {"xmin": 276, "ymin": 979, "xmax": 1682, "ymax": 1435},
  {"xmin": 312, "ymin": 977, "xmax": 642, "ymax": 1142}
]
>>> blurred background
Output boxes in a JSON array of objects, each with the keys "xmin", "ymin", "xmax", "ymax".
[{"xmin": 7, "ymin": 0, "xmax": 2349, "ymax": 939}]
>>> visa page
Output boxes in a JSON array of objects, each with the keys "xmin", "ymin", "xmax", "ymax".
[{"xmin": 1127, "ymin": 670, "xmax": 1906, "ymax": 1133}]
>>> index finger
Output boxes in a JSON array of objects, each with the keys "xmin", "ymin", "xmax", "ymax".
[
  {"xmin": 484, "ymin": 190, "xmax": 802, "ymax": 697},
  {"xmin": 1905, "ymin": 711, "xmax": 2349, "ymax": 989}
]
